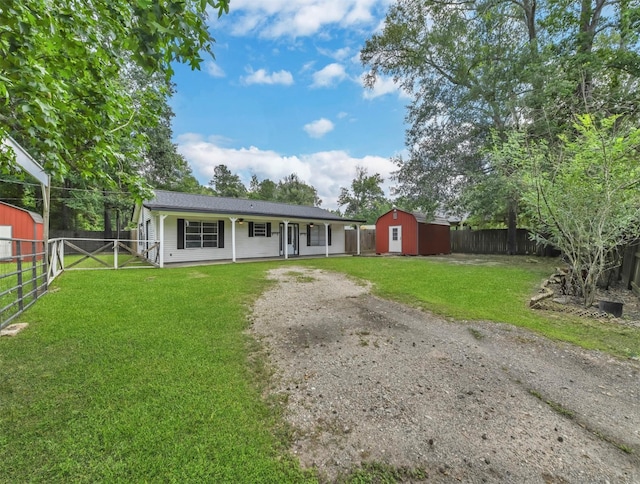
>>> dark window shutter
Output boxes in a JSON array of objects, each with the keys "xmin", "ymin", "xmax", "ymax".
[
  {"xmin": 218, "ymin": 220, "xmax": 225, "ymax": 248},
  {"xmin": 248, "ymin": 221, "xmax": 254, "ymax": 237},
  {"xmin": 328, "ymin": 225, "xmax": 332, "ymax": 246},
  {"xmin": 266, "ymin": 222, "xmax": 272, "ymax": 237},
  {"xmin": 306, "ymin": 225, "xmax": 311, "ymax": 246},
  {"xmin": 177, "ymin": 218, "xmax": 185, "ymax": 249}
]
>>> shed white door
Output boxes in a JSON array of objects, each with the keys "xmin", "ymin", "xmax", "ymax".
[
  {"xmin": 0, "ymin": 225, "xmax": 12, "ymax": 260},
  {"xmin": 388, "ymin": 225, "xmax": 402, "ymax": 253}
]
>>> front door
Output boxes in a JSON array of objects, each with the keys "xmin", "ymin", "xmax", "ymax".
[
  {"xmin": 388, "ymin": 225, "xmax": 402, "ymax": 253},
  {"xmin": 279, "ymin": 223, "xmax": 299, "ymax": 256}
]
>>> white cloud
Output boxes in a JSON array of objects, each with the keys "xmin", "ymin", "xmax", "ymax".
[
  {"xmin": 176, "ymin": 133, "xmax": 397, "ymax": 209},
  {"xmin": 304, "ymin": 118, "xmax": 335, "ymax": 138},
  {"xmin": 311, "ymin": 63, "xmax": 347, "ymax": 88},
  {"xmin": 205, "ymin": 61, "xmax": 225, "ymax": 78},
  {"xmin": 301, "ymin": 61, "xmax": 316, "ymax": 73},
  {"xmin": 223, "ymin": 0, "xmax": 391, "ymax": 38},
  {"xmin": 318, "ymin": 46, "xmax": 352, "ymax": 61},
  {"xmin": 361, "ymin": 73, "xmax": 410, "ymax": 99},
  {"xmin": 241, "ymin": 68, "xmax": 294, "ymax": 86},
  {"xmin": 337, "ymin": 111, "xmax": 348, "ymax": 119},
  {"xmin": 240, "ymin": 69, "xmax": 293, "ymax": 86}
]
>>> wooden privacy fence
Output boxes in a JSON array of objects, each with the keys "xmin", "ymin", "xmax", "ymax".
[
  {"xmin": 621, "ymin": 241, "xmax": 640, "ymax": 297},
  {"xmin": 451, "ymin": 229, "xmax": 541, "ymax": 255},
  {"xmin": 345, "ymin": 228, "xmax": 376, "ymax": 254}
]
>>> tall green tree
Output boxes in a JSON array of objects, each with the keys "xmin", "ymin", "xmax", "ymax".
[
  {"xmin": 1, "ymin": 0, "xmax": 229, "ymax": 198},
  {"xmin": 138, "ymin": 82, "xmax": 204, "ymax": 194},
  {"xmin": 362, "ymin": 0, "xmax": 530, "ymax": 251},
  {"xmin": 248, "ymin": 174, "xmax": 278, "ymax": 201},
  {"xmin": 209, "ymin": 164, "xmax": 247, "ymax": 198},
  {"xmin": 362, "ymin": 0, "xmax": 640, "ymax": 253},
  {"xmin": 276, "ymin": 174, "xmax": 321, "ymax": 207},
  {"xmin": 337, "ymin": 166, "xmax": 390, "ymax": 223}
]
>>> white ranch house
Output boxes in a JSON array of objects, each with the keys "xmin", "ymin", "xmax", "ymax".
[{"xmin": 134, "ymin": 190, "xmax": 365, "ymax": 267}]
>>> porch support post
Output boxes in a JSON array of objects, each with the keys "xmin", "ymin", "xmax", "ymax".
[
  {"xmin": 356, "ymin": 224, "xmax": 361, "ymax": 255},
  {"xmin": 230, "ymin": 217, "xmax": 237, "ymax": 262},
  {"xmin": 324, "ymin": 223, "xmax": 329, "ymax": 257},
  {"xmin": 159, "ymin": 214, "xmax": 167, "ymax": 268},
  {"xmin": 283, "ymin": 220, "xmax": 289, "ymax": 259}
]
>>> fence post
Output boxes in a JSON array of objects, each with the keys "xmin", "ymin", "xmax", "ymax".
[
  {"xmin": 16, "ymin": 242, "xmax": 23, "ymax": 311},
  {"xmin": 32, "ymin": 241, "xmax": 38, "ymax": 299},
  {"xmin": 60, "ymin": 239, "xmax": 65, "ymax": 270},
  {"xmin": 113, "ymin": 241, "xmax": 118, "ymax": 269},
  {"xmin": 41, "ymin": 240, "xmax": 47, "ymax": 292}
]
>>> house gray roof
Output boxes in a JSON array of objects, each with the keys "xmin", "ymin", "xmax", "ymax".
[{"xmin": 144, "ymin": 190, "xmax": 365, "ymax": 223}]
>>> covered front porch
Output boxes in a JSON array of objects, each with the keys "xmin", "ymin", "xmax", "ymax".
[
  {"xmin": 136, "ymin": 190, "xmax": 366, "ymax": 267},
  {"xmin": 149, "ymin": 213, "xmax": 363, "ymax": 267}
]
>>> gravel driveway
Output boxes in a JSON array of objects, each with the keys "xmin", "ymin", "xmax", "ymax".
[{"xmin": 250, "ymin": 267, "xmax": 640, "ymax": 483}]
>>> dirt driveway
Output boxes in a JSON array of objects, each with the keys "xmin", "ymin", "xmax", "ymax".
[{"xmin": 250, "ymin": 267, "xmax": 640, "ymax": 483}]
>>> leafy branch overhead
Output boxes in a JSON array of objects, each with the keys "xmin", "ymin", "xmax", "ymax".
[{"xmin": 0, "ymin": 0, "xmax": 230, "ymax": 199}]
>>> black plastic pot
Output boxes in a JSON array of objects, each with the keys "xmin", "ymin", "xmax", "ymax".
[{"xmin": 598, "ymin": 300, "xmax": 624, "ymax": 318}]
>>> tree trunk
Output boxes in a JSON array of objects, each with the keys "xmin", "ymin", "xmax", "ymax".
[
  {"xmin": 507, "ymin": 199, "xmax": 517, "ymax": 255},
  {"xmin": 103, "ymin": 191, "xmax": 113, "ymax": 239}
]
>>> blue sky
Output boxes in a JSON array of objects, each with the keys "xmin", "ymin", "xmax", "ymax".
[{"xmin": 170, "ymin": 0, "xmax": 408, "ymax": 209}]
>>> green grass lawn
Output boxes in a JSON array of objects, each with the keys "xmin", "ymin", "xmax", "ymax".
[
  {"xmin": 0, "ymin": 263, "xmax": 312, "ymax": 483},
  {"xmin": 300, "ymin": 255, "xmax": 640, "ymax": 359},
  {"xmin": 1, "ymin": 255, "xmax": 638, "ymax": 482},
  {"xmin": 0, "ymin": 258, "xmax": 47, "ymax": 328}
]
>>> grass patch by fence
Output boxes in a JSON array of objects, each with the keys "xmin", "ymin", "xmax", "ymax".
[
  {"xmin": 300, "ymin": 256, "xmax": 640, "ymax": 359},
  {"xmin": 0, "ymin": 263, "xmax": 312, "ymax": 482}
]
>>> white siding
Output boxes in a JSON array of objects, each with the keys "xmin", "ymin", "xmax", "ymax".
[
  {"xmin": 299, "ymin": 225, "xmax": 345, "ymax": 256},
  {"xmin": 235, "ymin": 220, "xmax": 280, "ymax": 259},
  {"xmin": 163, "ymin": 216, "xmax": 284, "ymax": 264},
  {"xmin": 136, "ymin": 207, "xmax": 159, "ymax": 263},
  {"xmin": 139, "ymin": 208, "xmax": 351, "ymax": 265}
]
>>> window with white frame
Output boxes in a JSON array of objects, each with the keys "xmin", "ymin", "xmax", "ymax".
[
  {"xmin": 185, "ymin": 220, "xmax": 218, "ymax": 248},
  {"xmin": 308, "ymin": 224, "xmax": 331, "ymax": 246},
  {"xmin": 253, "ymin": 222, "xmax": 267, "ymax": 237},
  {"xmin": 248, "ymin": 222, "xmax": 271, "ymax": 237}
]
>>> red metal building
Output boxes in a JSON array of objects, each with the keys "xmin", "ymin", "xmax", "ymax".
[
  {"xmin": 375, "ymin": 208, "xmax": 451, "ymax": 256},
  {"xmin": 0, "ymin": 201, "xmax": 44, "ymax": 260}
]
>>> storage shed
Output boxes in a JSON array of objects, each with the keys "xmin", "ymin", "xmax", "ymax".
[
  {"xmin": 0, "ymin": 201, "xmax": 45, "ymax": 260},
  {"xmin": 375, "ymin": 208, "xmax": 451, "ymax": 256}
]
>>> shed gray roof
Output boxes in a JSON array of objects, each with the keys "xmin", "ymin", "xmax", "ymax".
[
  {"xmin": 412, "ymin": 211, "xmax": 450, "ymax": 226},
  {"xmin": 144, "ymin": 190, "xmax": 365, "ymax": 223}
]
